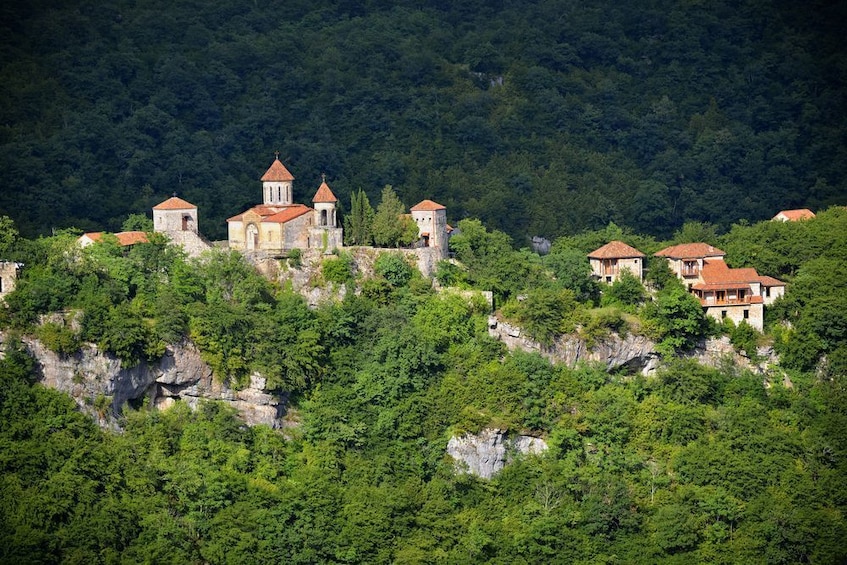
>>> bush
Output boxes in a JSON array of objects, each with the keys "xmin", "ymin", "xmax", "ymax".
[
  {"xmin": 375, "ymin": 253, "xmax": 413, "ymax": 287},
  {"xmin": 35, "ymin": 321, "xmax": 80, "ymax": 355},
  {"xmin": 287, "ymin": 248, "xmax": 302, "ymax": 268},
  {"xmin": 322, "ymin": 253, "xmax": 353, "ymax": 285}
]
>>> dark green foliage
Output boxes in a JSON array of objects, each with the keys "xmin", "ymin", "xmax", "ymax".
[
  {"xmin": 374, "ymin": 252, "xmax": 412, "ymax": 287},
  {"xmin": 1, "ymin": 1, "xmax": 845, "ymax": 243},
  {"xmin": 644, "ymin": 279, "xmax": 709, "ymax": 355},
  {"xmin": 543, "ymin": 245, "xmax": 599, "ymax": 303},
  {"xmin": 343, "ymin": 189, "xmax": 374, "ymax": 246},
  {"xmin": 371, "ymin": 186, "xmax": 417, "ymax": 248}
]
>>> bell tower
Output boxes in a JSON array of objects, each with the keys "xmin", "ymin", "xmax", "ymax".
[{"xmin": 261, "ymin": 153, "xmax": 295, "ymax": 206}]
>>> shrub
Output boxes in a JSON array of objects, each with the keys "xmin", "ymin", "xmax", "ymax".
[
  {"xmin": 35, "ymin": 321, "xmax": 80, "ymax": 355},
  {"xmin": 287, "ymin": 248, "xmax": 302, "ymax": 268},
  {"xmin": 375, "ymin": 253, "xmax": 413, "ymax": 287},
  {"xmin": 322, "ymin": 253, "xmax": 353, "ymax": 285}
]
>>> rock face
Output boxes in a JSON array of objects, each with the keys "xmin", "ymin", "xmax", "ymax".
[
  {"xmin": 488, "ymin": 317, "xmax": 661, "ymax": 374},
  {"xmin": 488, "ymin": 318, "xmax": 778, "ymax": 375},
  {"xmin": 5, "ymin": 333, "xmax": 284, "ymax": 429},
  {"xmin": 447, "ymin": 428, "xmax": 548, "ymax": 479}
]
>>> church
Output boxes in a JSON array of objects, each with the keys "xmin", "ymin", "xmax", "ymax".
[{"xmin": 227, "ymin": 157, "xmax": 343, "ymax": 255}]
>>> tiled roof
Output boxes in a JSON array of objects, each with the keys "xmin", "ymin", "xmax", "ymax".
[
  {"xmin": 81, "ymin": 231, "xmax": 148, "ymax": 246},
  {"xmin": 227, "ymin": 205, "xmax": 287, "ymax": 222},
  {"xmin": 312, "ymin": 181, "xmax": 338, "ymax": 203},
  {"xmin": 262, "ymin": 204, "xmax": 312, "ymax": 224},
  {"xmin": 758, "ymin": 275, "xmax": 785, "ymax": 286},
  {"xmin": 411, "ymin": 199, "xmax": 446, "ymax": 212},
  {"xmin": 115, "ymin": 231, "xmax": 149, "ymax": 246},
  {"xmin": 773, "ymin": 208, "xmax": 815, "ymax": 221},
  {"xmin": 261, "ymin": 158, "xmax": 295, "ymax": 182},
  {"xmin": 700, "ymin": 259, "xmax": 758, "ymax": 284},
  {"xmin": 153, "ymin": 196, "xmax": 196, "ymax": 210},
  {"xmin": 81, "ymin": 232, "xmax": 104, "ymax": 242},
  {"xmin": 588, "ymin": 240, "xmax": 646, "ymax": 259},
  {"xmin": 655, "ymin": 242, "xmax": 725, "ymax": 259}
]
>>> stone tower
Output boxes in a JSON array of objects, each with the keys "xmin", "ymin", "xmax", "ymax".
[
  {"xmin": 310, "ymin": 177, "xmax": 343, "ymax": 251},
  {"xmin": 261, "ymin": 156, "xmax": 294, "ymax": 206}
]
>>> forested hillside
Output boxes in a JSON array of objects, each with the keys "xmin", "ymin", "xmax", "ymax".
[
  {"xmin": 2, "ymin": 205, "xmax": 847, "ymax": 562},
  {"xmin": 2, "ymin": 0, "xmax": 846, "ymax": 241}
]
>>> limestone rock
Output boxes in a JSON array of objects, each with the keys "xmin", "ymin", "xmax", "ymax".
[
  {"xmin": 447, "ymin": 428, "xmax": 548, "ymax": 479},
  {"xmin": 2, "ymin": 332, "xmax": 286, "ymax": 430}
]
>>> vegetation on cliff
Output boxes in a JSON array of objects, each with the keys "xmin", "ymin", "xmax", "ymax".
[{"xmin": 1, "ymin": 206, "xmax": 847, "ymax": 562}]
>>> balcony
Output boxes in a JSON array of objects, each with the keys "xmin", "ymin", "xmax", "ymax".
[{"xmin": 681, "ymin": 267, "xmax": 700, "ymax": 277}]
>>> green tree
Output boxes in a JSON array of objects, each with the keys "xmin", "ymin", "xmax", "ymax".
[
  {"xmin": 121, "ymin": 213, "xmax": 154, "ymax": 232},
  {"xmin": 644, "ymin": 279, "xmax": 709, "ymax": 355},
  {"xmin": 344, "ymin": 189, "xmax": 374, "ymax": 246},
  {"xmin": 372, "ymin": 185, "xmax": 416, "ymax": 248}
]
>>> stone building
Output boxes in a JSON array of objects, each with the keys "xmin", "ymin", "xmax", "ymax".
[
  {"xmin": 587, "ymin": 240, "xmax": 646, "ymax": 283},
  {"xmin": 655, "ymin": 242, "xmax": 785, "ymax": 330},
  {"xmin": 152, "ymin": 196, "xmax": 211, "ymax": 258},
  {"xmin": 227, "ymin": 158, "xmax": 342, "ymax": 254},
  {"xmin": 410, "ymin": 199, "xmax": 449, "ymax": 258},
  {"xmin": 0, "ymin": 261, "xmax": 22, "ymax": 301}
]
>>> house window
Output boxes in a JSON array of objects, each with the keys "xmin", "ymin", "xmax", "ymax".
[
  {"xmin": 721, "ymin": 310, "xmax": 727, "ymax": 318},
  {"xmin": 743, "ymin": 309, "xmax": 749, "ymax": 319},
  {"xmin": 765, "ymin": 287, "xmax": 771, "ymax": 297},
  {"xmin": 683, "ymin": 260, "xmax": 699, "ymax": 276},
  {"xmin": 0, "ymin": 277, "xmax": 3, "ymax": 293},
  {"xmin": 606, "ymin": 276, "xmax": 612, "ymax": 283}
]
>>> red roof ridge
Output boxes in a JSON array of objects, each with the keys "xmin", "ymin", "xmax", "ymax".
[
  {"xmin": 261, "ymin": 158, "xmax": 295, "ymax": 182},
  {"xmin": 588, "ymin": 240, "xmax": 645, "ymax": 259},
  {"xmin": 312, "ymin": 181, "xmax": 338, "ymax": 203},
  {"xmin": 153, "ymin": 196, "xmax": 196, "ymax": 210},
  {"xmin": 772, "ymin": 208, "xmax": 815, "ymax": 221},
  {"xmin": 115, "ymin": 231, "xmax": 149, "ymax": 246},
  {"xmin": 262, "ymin": 204, "xmax": 313, "ymax": 224},
  {"xmin": 655, "ymin": 242, "xmax": 726, "ymax": 259},
  {"xmin": 411, "ymin": 199, "xmax": 446, "ymax": 211}
]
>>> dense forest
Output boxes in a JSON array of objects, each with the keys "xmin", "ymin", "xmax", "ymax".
[
  {"xmin": 1, "ymin": 204, "xmax": 847, "ymax": 562},
  {"xmin": 2, "ymin": 0, "xmax": 847, "ymax": 562},
  {"xmin": 2, "ymin": 0, "xmax": 846, "ymax": 241}
]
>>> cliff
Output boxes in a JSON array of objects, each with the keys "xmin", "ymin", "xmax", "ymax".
[
  {"xmin": 447, "ymin": 428, "xmax": 548, "ymax": 479},
  {"xmin": 1, "ymin": 332, "xmax": 285, "ymax": 429},
  {"xmin": 487, "ymin": 317, "xmax": 777, "ymax": 375}
]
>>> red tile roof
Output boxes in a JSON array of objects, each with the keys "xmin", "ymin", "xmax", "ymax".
[
  {"xmin": 115, "ymin": 231, "xmax": 149, "ymax": 246},
  {"xmin": 261, "ymin": 158, "xmax": 295, "ymax": 182},
  {"xmin": 312, "ymin": 181, "xmax": 338, "ymax": 203},
  {"xmin": 772, "ymin": 208, "xmax": 815, "ymax": 221},
  {"xmin": 81, "ymin": 232, "xmax": 104, "ymax": 242},
  {"xmin": 588, "ymin": 240, "xmax": 645, "ymax": 259},
  {"xmin": 81, "ymin": 231, "xmax": 148, "ymax": 246},
  {"xmin": 758, "ymin": 275, "xmax": 785, "ymax": 287},
  {"xmin": 655, "ymin": 243, "xmax": 725, "ymax": 259},
  {"xmin": 227, "ymin": 205, "xmax": 287, "ymax": 222},
  {"xmin": 411, "ymin": 199, "xmax": 446, "ymax": 212},
  {"xmin": 262, "ymin": 204, "xmax": 312, "ymax": 224},
  {"xmin": 153, "ymin": 196, "xmax": 196, "ymax": 210},
  {"xmin": 701, "ymin": 259, "xmax": 758, "ymax": 284}
]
